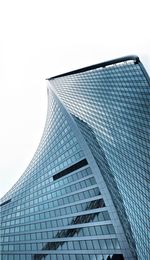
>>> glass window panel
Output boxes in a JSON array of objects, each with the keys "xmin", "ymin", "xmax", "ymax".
[
  {"xmin": 86, "ymin": 240, "xmax": 93, "ymax": 250},
  {"xmin": 99, "ymin": 240, "xmax": 107, "ymax": 250}
]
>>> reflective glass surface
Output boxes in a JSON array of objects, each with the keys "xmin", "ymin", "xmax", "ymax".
[
  {"xmin": 1, "ymin": 89, "xmax": 121, "ymax": 259},
  {"xmin": 50, "ymin": 60, "xmax": 150, "ymax": 260}
]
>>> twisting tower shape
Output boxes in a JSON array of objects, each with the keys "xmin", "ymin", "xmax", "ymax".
[{"xmin": 0, "ymin": 56, "xmax": 149, "ymax": 260}]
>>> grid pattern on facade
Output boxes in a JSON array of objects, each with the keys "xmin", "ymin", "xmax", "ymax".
[
  {"xmin": 50, "ymin": 60, "xmax": 150, "ymax": 260},
  {"xmin": 1, "ymin": 89, "xmax": 121, "ymax": 260}
]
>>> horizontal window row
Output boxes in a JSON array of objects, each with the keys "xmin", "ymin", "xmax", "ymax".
[
  {"xmin": 1, "ymin": 253, "xmax": 120, "ymax": 260},
  {"xmin": 2, "ymin": 167, "xmax": 91, "ymax": 219},
  {"xmin": 1, "ymin": 210, "xmax": 110, "ymax": 238},
  {"xmin": 2, "ymin": 176, "xmax": 97, "ymax": 222},
  {"xmin": 1, "ymin": 238, "xmax": 120, "ymax": 252},
  {"xmin": 2, "ymin": 199, "xmax": 105, "ymax": 234},
  {"xmin": 2, "ymin": 187, "xmax": 100, "ymax": 227},
  {"xmin": 2, "ymin": 224, "xmax": 115, "ymax": 242}
]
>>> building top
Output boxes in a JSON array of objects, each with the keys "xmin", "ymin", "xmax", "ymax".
[{"xmin": 47, "ymin": 55, "xmax": 140, "ymax": 80}]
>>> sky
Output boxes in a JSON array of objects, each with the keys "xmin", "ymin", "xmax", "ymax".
[{"xmin": 0, "ymin": 0, "xmax": 150, "ymax": 199}]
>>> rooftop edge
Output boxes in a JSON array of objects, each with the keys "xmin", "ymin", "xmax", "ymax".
[{"xmin": 47, "ymin": 55, "xmax": 140, "ymax": 80}]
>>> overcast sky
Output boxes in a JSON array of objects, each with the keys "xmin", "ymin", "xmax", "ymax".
[{"xmin": 0, "ymin": 0, "xmax": 150, "ymax": 199}]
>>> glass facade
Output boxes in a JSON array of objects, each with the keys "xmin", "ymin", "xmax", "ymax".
[
  {"xmin": 49, "ymin": 56, "xmax": 150, "ymax": 260},
  {"xmin": 0, "ymin": 56, "xmax": 149, "ymax": 260}
]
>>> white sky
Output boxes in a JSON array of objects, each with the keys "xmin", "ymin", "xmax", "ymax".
[{"xmin": 0, "ymin": 0, "xmax": 150, "ymax": 199}]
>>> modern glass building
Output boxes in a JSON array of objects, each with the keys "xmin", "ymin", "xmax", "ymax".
[{"xmin": 0, "ymin": 56, "xmax": 149, "ymax": 260}]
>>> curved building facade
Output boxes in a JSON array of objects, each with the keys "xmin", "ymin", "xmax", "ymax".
[{"xmin": 0, "ymin": 56, "xmax": 149, "ymax": 260}]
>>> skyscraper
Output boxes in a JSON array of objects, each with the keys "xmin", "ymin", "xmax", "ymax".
[{"xmin": 0, "ymin": 56, "xmax": 149, "ymax": 260}]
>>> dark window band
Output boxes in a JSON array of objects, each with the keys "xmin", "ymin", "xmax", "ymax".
[
  {"xmin": 0, "ymin": 199, "xmax": 11, "ymax": 207},
  {"xmin": 53, "ymin": 159, "xmax": 88, "ymax": 181}
]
